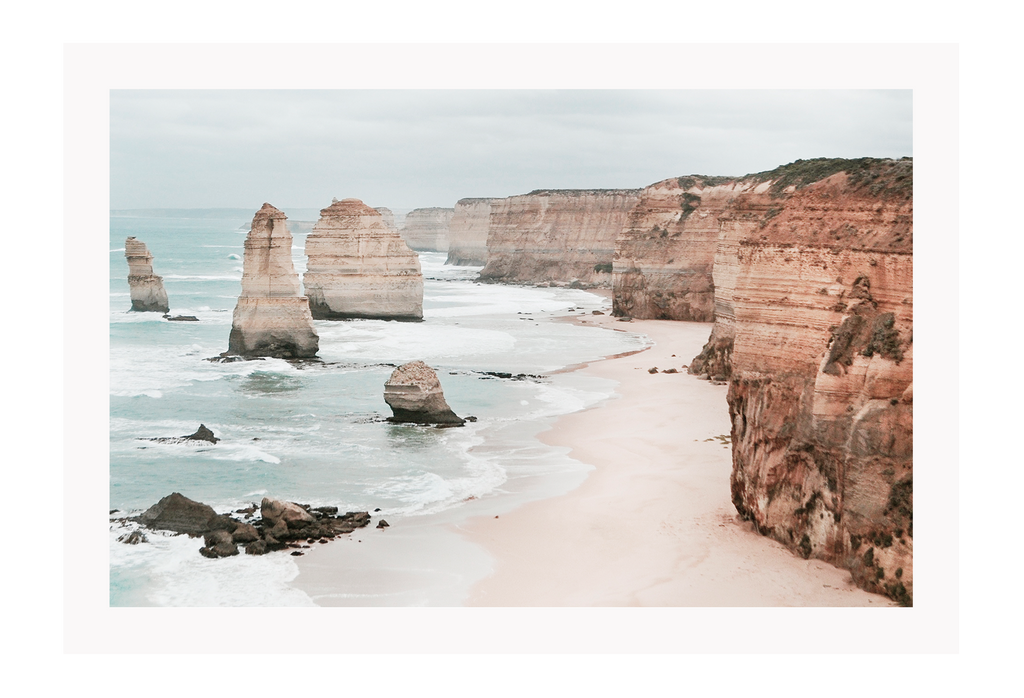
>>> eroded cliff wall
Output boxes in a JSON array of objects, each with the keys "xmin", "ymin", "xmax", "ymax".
[
  {"xmin": 677, "ymin": 158, "xmax": 914, "ymax": 603},
  {"xmin": 614, "ymin": 176, "xmax": 741, "ymax": 320},
  {"xmin": 479, "ymin": 189, "xmax": 640, "ymax": 287},
  {"xmin": 400, "ymin": 207, "xmax": 455, "ymax": 252},
  {"xmin": 446, "ymin": 198, "xmax": 497, "ymax": 266}
]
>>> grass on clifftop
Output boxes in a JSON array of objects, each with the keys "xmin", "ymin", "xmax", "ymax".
[{"xmin": 749, "ymin": 157, "xmax": 913, "ymax": 199}]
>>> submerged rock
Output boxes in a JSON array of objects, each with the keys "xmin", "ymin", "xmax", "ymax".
[
  {"xmin": 384, "ymin": 361, "xmax": 465, "ymax": 426},
  {"xmin": 125, "ymin": 237, "xmax": 170, "ymax": 313},
  {"xmin": 227, "ymin": 203, "xmax": 319, "ymax": 359}
]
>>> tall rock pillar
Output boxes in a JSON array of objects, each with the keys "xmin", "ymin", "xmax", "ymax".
[
  {"xmin": 125, "ymin": 237, "xmax": 170, "ymax": 312},
  {"xmin": 227, "ymin": 203, "xmax": 319, "ymax": 358}
]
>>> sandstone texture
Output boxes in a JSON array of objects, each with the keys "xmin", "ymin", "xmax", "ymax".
[
  {"xmin": 384, "ymin": 360, "xmax": 465, "ymax": 426},
  {"xmin": 446, "ymin": 198, "xmax": 499, "ymax": 265},
  {"xmin": 614, "ymin": 176, "xmax": 737, "ymax": 320},
  {"xmin": 374, "ymin": 207, "xmax": 397, "ymax": 232},
  {"xmin": 303, "ymin": 198, "xmax": 424, "ymax": 321},
  {"xmin": 227, "ymin": 204, "xmax": 319, "ymax": 359},
  {"xmin": 669, "ymin": 158, "xmax": 914, "ymax": 604},
  {"xmin": 479, "ymin": 189, "xmax": 640, "ymax": 288},
  {"xmin": 125, "ymin": 237, "xmax": 170, "ymax": 312},
  {"xmin": 129, "ymin": 493, "xmax": 371, "ymax": 557},
  {"xmin": 399, "ymin": 207, "xmax": 455, "ymax": 252}
]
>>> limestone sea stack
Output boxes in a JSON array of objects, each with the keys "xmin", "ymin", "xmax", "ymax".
[
  {"xmin": 399, "ymin": 207, "xmax": 455, "ymax": 252},
  {"xmin": 479, "ymin": 189, "xmax": 641, "ymax": 288},
  {"xmin": 125, "ymin": 237, "xmax": 170, "ymax": 312},
  {"xmin": 383, "ymin": 361, "xmax": 465, "ymax": 426},
  {"xmin": 227, "ymin": 203, "xmax": 319, "ymax": 358},
  {"xmin": 374, "ymin": 207, "xmax": 397, "ymax": 232},
  {"xmin": 446, "ymin": 198, "xmax": 499, "ymax": 266},
  {"xmin": 303, "ymin": 198, "xmax": 424, "ymax": 321}
]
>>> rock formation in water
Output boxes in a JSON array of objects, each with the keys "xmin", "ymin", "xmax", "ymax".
[
  {"xmin": 124, "ymin": 237, "xmax": 170, "ymax": 312},
  {"xmin": 479, "ymin": 189, "xmax": 640, "ymax": 288},
  {"xmin": 399, "ymin": 207, "xmax": 455, "ymax": 252},
  {"xmin": 383, "ymin": 360, "xmax": 465, "ymax": 426},
  {"xmin": 446, "ymin": 198, "xmax": 499, "ymax": 265},
  {"xmin": 303, "ymin": 198, "xmax": 424, "ymax": 321},
  {"xmin": 137, "ymin": 492, "xmax": 218, "ymax": 536},
  {"xmin": 227, "ymin": 203, "xmax": 319, "ymax": 358},
  {"xmin": 130, "ymin": 492, "xmax": 371, "ymax": 557},
  {"xmin": 374, "ymin": 207, "xmax": 397, "ymax": 231},
  {"xmin": 662, "ymin": 158, "xmax": 914, "ymax": 604}
]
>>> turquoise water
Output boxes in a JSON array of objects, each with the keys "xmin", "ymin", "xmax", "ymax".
[{"xmin": 109, "ymin": 214, "xmax": 648, "ymax": 605}]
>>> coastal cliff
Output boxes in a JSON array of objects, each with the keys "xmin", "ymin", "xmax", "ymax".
[
  {"xmin": 479, "ymin": 189, "xmax": 640, "ymax": 287},
  {"xmin": 674, "ymin": 158, "xmax": 914, "ymax": 603},
  {"xmin": 614, "ymin": 176, "xmax": 737, "ymax": 320},
  {"xmin": 303, "ymin": 198, "xmax": 424, "ymax": 321},
  {"xmin": 446, "ymin": 198, "xmax": 498, "ymax": 266},
  {"xmin": 125, "ymin": 237, "xmax": 170, "ymax": 312},
  {"xmin": 374, "ymin": 207, "xmax": 397, "ymax": 232},
  {"xmin": 228, "ymin": 203, "xmax": 319, "ymax": 358},
  {"xmin": 400, "ymin": 207, "xmax": 455, "ymax": 252}
]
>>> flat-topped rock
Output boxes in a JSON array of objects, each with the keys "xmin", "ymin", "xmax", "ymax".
[
  {"xmin": 303, "ymin": 198, "xmax": 424, "ymax": 321},
  {"xmin": 446, "ymin": 198, "xmax": 499, "ymax": 266},
  {"xmin": 400, "ymin": 207, "xmax": 455, "ymax": 252},
  {"xmin": 125, "ymin": 237, "xmax": 170, "ymax": 312},
  {"xmin": 227, "ymin": 203, "xmax": 319, "ymax": 358},
  {"xmin": 384, "ymin": 360, "xmax": 465, "ymax": 426}
]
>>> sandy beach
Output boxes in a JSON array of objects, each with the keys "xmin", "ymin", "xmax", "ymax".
[{"xmin": 462, "ymin": 315, "xmax": 893, "ymax": 606}]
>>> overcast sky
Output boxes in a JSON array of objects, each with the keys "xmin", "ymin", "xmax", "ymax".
[{"xmin": 110, "ymin": 90, "xmax": 912, "ymax": 211}]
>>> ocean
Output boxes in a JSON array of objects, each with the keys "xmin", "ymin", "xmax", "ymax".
[{"xmin": 108, "ymin": 212, "xmax": 649, "ymax": 606}]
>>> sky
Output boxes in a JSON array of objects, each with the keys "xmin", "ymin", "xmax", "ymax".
[
  {"xmin": 64, "ymin": 42, "xmax": 958, "ymax": 650},
  {"xmin": 110, "ymin": 90, "xmax": 912, "ymax": 211}
]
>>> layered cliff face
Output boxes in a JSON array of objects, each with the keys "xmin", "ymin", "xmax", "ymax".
[
  {"xmin": 228, "ymin": 204, "xmax": 319, "ymax": 358},
  {"xmin": 399, "ymin": 207, "xmax": 455, "ymax": 252},
  {"xmin": 446, "ymin": 198, "xmax": 498, "ymax": 266},
  {"xmin": 125, "ymin": 237, "xmax": 170, "ymax": 312},
  {"xmin": 303, "ymin": 198, "xmax": 423, "ymax": 321},
  {"xmin": 676, "ymin": 158, "xmax": 914, "ymax": 603},
  {"xmin": 614, "ymin": 176, "xmax": 739, "ymax": 320},
  {"xmin": 479, "ymin": 189, "xmax": 640, "ymax": 287}
]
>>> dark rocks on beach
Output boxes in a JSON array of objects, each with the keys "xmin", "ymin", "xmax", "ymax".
[
  {"xmin": 662, "ymin": 368, "xmax": 678, "ymax": 374},
  {"xmin": 133, "ymin": 492, "xmax": 372, "ymax": 558},
  {"xmin": 164, "ymin": 315, "xmax": 199, "ymax": 322},
  {"xmin": 465, "ymin": 415, "xmax": 478, "ymax": 422},
  {"xmin": 648, "ymin": 367, "xmax": 659, "ymax": 374},
  {"xmin": 377, "ymin": 519, "xmax": 390, "ymax": 529},
  {"xmin": 118, "ymin": 530, "xmax": 148, "ymax": 545},
  {"xmin": 137, "ymin": 492, "xmax": 218, "ymax": 536},
  {"xmin": 592, "ymin": 310, "xmax": 604, "ymax": 315},
  {"xmin": 617, "ymin": 316, "xmax": 633, "ymax": 322}
]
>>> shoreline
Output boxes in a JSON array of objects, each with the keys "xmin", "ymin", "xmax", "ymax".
[{"xmin": 461, "ymin": 315, "xmax": 894, "ymax": 606}]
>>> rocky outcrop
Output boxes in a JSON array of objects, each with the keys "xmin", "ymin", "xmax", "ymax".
[
  {"xmin": 479, "ymin": 189, "xmax": 640, "ymax": 287},
  {"xmin": 670, "ymin": 158, "xmax": 914, "ymax": 603},
  {"xmin": 227, "ymin": 204, "xmax": 319, "ymax": 359},
  {"xmin": 147, "ymin": 424, "xmax": 220, "ymax": 444},
  {"xmin": 125, "ymin": 237, "xmax": 169, "ymax": 312},
  {"xmin": 446, "ymin": 198, "xmax": 498, "ymax": 265},
  {"xmin": 303, "ymin": 198, "xmax": 424, "ymax": 321},
  {"xmin": 131, "ymin": 492, "xmax": 372, "ymax": 557},
  {"xmin": 137, "ymin": 492, "xmax": 217, "ymax": 536},
  {"xmin": 384, "ymin": 360, "xmax": 465, "ymax": 426},
  {"xmin": 400, "ymin": 207, "xmax": 455, "ymax": 252}
]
